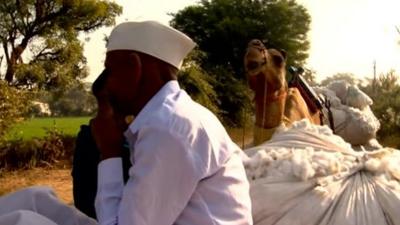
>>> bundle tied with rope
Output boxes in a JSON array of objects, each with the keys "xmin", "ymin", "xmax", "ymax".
[
  {"xmin": 314, "ymin": 80, "xmax": 380, "ymax": 147},
  {"xmin": 242, "ymin": 120, "xmax": 400, "ymax": 225}
]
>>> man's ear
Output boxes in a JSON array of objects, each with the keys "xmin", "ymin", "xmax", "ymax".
[{"xmin": 127, "ymin": 52, "xmax": 142, "ymax": 78}]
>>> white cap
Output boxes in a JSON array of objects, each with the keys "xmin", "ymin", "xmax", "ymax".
[{"xmin": 106, "ymin": 21, "xmax": 196, "ymax": 69}]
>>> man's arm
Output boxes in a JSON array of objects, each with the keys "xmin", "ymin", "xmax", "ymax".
[
  {"xmin": 96, "ymin": 126, "xmax": 206, "ymax": 225},
  {"xmin": 96, "ymin": 157, "xmax": 124, "ymax": 225},
  {"xmin": 89, "ymin": 91, "xmax": 127, "ymax": 224}
]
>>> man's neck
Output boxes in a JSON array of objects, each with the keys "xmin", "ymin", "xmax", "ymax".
[{"xmin": 132, "ymin": 77, "xmax": 176, "ymax": 116}]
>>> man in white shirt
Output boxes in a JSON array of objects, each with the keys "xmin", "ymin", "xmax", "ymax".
[
  {"xmin": 0, "ymin": 21, "xmax": 252, "ymax": 225},
  {"xmin": 90, "ymin": 21, "xmax": 253, "ymax": 225}
]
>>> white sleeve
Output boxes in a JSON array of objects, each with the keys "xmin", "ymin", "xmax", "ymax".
[
  {"xmin": 117, "ymin": 126, "xmax": 205, "ymax": 225},
  {"xmin": 96, "ymin": 157, "xmax": 124, "ymax": 225}
]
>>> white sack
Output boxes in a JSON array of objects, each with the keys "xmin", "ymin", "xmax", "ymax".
[
  {"xmin": 326, "ymin": 80, "xmax": 349, "ymax": 103},
  {"xmin": 344, "ymin": 85, "xmax": 373, "ymax": 110},
  {"xmin": 314, "ymin": 81, "xmax": 380, "ymax": 146},
  {"xmin": 325, "ymin": 80, "xmax": 372, "ymax": 110},
  {"xmin": 243, "ymin": 120, "xmax": 400, "ymax": 225}
]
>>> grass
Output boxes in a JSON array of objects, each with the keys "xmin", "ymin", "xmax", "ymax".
[
  {"xmin": 5, "ymin": 116, "xmax": 253, "ymax": 143},
  {"xmin": 5, "ymin": 117, "xmax": 91, "ymax": 141}
]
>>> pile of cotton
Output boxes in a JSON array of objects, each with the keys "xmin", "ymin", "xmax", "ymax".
[
  {"xmin": 326, "ymin": 80, "xmax": 373, "ymax": 110},
  {"xmin": 243, "ymin": 120, "xmax": 400, "ymax": 225},
  {"xmin": 313, "ymin": 80, "xmax": 380, "ymax": 147},
  {"xmin": 244, "ymin": 147, "xmax": 361, "ymax": 181}
]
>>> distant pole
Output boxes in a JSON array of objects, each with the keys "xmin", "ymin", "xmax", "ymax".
[{"xmin": 373, "ymin": 60, "xmax": 376, "ymax": 94}]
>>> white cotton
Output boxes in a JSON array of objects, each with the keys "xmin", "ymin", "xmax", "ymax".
[
  {"xmin": 243, "ymin": 120, "xmax": 399, "ymax": 184},
  {"xmin": 292, "ymin": 150, "xmax": 315, "ymax": 181}
]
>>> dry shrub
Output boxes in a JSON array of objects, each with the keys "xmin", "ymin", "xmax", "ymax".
[{"xmin": 0, "ymin": 128, "xmax": 75, "ymax": 170}]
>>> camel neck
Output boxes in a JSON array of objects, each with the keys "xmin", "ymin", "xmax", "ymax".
[{"xmin": 254, "ymin": 88, "xmax": 287, "ymax": 129}]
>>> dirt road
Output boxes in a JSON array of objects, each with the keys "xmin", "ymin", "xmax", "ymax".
[{"xmin": 0, "ymin": 166, "xmax": 73, "ymax": 204}]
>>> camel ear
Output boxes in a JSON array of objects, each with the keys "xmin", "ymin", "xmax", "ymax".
[
  {"xmin": 279, "ymin": 49, "xmax": 287, "ymax": 60},
  {"xmin": 271, "ymin": 53, "xmax": 285, "ymax": 67}
]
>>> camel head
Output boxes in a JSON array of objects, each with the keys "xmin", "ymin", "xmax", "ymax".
[{"xmin": 244, "ymin": 39, "xmax": 287, "ymax": 96}]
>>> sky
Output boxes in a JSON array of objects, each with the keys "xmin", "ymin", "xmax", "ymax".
[{"xmin": 82, "ymin": 0, "xmax": 400, "ymax": 82}]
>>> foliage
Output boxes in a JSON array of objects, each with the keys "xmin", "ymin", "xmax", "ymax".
[
  {"xmin": 14, "ymin": 32, "xmax": 88, "ymax": 90},
  {"xmin": 171, "ymin": 0, "xmax": 311, "ymax": 125},
  {"xmin": 171, "ymin": 0, "xmax": 311, "ymax": 76},
  {"xmin": 47, "ymin": 82, "xmax": 97, "ymax": 116},
  {"xmin": 361, "ymin": 70, "xmax": 400, "ymax": 148},
  {"xmin": 300, "ymin": 68, "xmax": 318, "ymax": 86},
  {"xmin": 178, "ymin": 63, "xmax": 220, "ymax": 117},
  {"xmin": 209, "ymin": 66, "xmax": 253, "ymax": 126},
  {"xmin": 0, "ymin": 0, "xmax": 122, "ymax": 90},
  {"xmin": 320, "ymin": 72, "xmax": 361, "ymax": 86},
  {"xmin": 0, "ymin": 81, "xmax": 31, "ymax": 139}
]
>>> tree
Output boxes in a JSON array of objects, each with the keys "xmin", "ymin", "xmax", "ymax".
[
  {"xmin": 362, "ymin": 70, "xmax": 400, "ymax": 148},
  {"xmin": 0, "ymin": 81, "xmax": 30, "ymax": 140},
  {"xmin": 178, "ymin": 64, "xmax": 220, "ymax": 116},
  {"xmin": 0, "ymin": 0, "xmax": 122, "ymax": 90},
  {"xmin": 320, "ymin": 73, "xmax": 361, "ymax": 86},
  {"xmin": 177, "ymin": 49, "xmax": 220, "ymax": 117},
  {"xmin": 300, "ymin": 68, "xmax": 317, "ymax": 86},
  {"xmin": 171, "ymin": 0, "xmax": 311, "ymax": 126},
  {"xmin": 171, "ymin": 0, "xmax": 311, "ymax": 77},
  {"xmin": 47, "ymin": 82, "xmax": 97, "ymax": 116}
]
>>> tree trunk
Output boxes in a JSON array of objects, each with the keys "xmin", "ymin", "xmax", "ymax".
[
  {"xmin": 5, "ymin": 44, "xmax": 27, "ymax": 83},
  {"xmin": 5, "ymin": 60, "xmax": 16, "ymax": 83}
]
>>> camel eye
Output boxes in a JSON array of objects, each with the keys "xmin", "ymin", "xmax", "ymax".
[{"xmin": 247, "ymin": 61, "xmax": 260, "ymax": 71}]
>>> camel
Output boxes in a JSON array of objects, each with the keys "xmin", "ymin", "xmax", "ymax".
[
  {"xmin": 243, "ymin": 39, "xmax": 381, "ymax": 148},
  {"xmin": 242, "ymin": 41, "xmax": 392, "ymax": 225},
  {"xmin": 243, "ymin": 39, "xmax": 322, "ymax": 145}
]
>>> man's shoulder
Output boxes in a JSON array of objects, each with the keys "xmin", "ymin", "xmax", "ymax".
[
  {"xmin": 146, "ymin": 91, "xmax": 222, "ymax": 139},
  {"xmin": 149, "ymin": 93, "xmax": 203, "ymax": 130}
]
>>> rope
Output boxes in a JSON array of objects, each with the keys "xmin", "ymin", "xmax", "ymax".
[{"xmin": 261, "ymin": 77, "xmax": 268, "ymax": 141}]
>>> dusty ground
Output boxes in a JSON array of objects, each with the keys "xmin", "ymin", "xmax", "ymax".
[{"xmin": 0, "ymin": 164, "xmax": 73, "ymax": 204}]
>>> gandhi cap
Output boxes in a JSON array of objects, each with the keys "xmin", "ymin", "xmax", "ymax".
[{"xmin": 106, "ymin": 21, "xmax": 196, "ymax": 69}]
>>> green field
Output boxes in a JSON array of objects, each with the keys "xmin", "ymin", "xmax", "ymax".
[
  {"xmin": 4, "ymin": 116, "xmax": 254, "ymax": 146},
  {"xmin": 5, "ymin": 117, "xmax": 91, "ymax": 141}
]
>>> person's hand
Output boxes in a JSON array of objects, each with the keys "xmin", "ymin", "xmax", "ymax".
[{"xmin": 90, "ymin": 95, "xmax": 125, "ymax": 160}]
